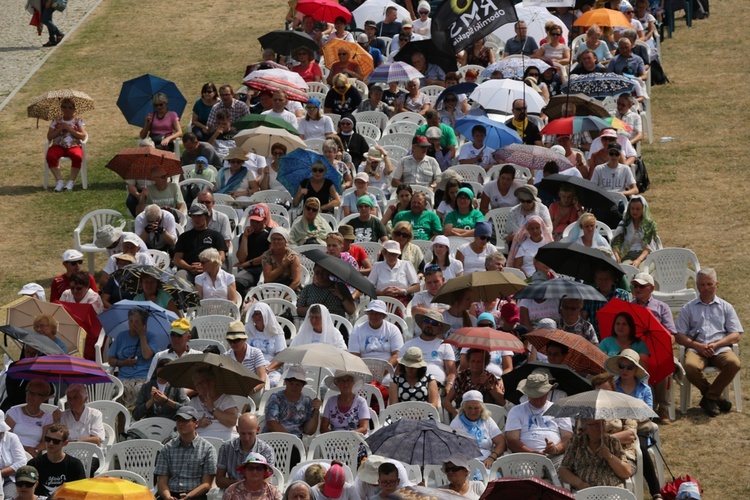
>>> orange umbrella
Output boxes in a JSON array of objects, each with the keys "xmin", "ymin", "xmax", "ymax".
[
  {"xmin": 0, "ymin": 296, "xmax": 86, "ymax": 357},
  {"xmin": 573, "ymin": 8, "xmax": 631, "ymax": 28},
  {"xmin": 54, "ymin": 476, "xmax": 154, "ymax": 500},
  {"xmin": 524, "ymin": 328, "xmax": 609, "ymax": 375},
  {"xmin": 322, "ymin": 39, "xmax": 374, "ymax": 79}
]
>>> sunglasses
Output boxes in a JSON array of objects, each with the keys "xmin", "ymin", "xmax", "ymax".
[
  {"xmin": 519, "ymin": 199, "xmax": 533, "ymax": 204},
  {"xmin": 478, "ymin": 235, "xmax": 490, "ymax": 241},
  {"xmin": 244, "ymin": 465, "xmax": 267, "ymax": 472},
  {"xmin": 608, "ymin": 151, "xmax": 621, "ymax": 156},
  {"xmin": 67, "ymin": 260, "xmax": 83, "ymax": 266},
  {"xmin": 392, "ymin": 231, "xmax": 410, "ymax": 238},
  {"xmin": 618, "ymin": 363, "xmax": 637, "ymax": 371},
  {"xmin": 418, "ymin": 10, "xmax": 429, "ymax": 14},
  {"xmin": 357, "ymin": 204, "xmax": 371, "ymax": 209},
  {"xmin": 312, "ymin": 168, "xmax": 325, "ymax": 173},
  {"xmin": 305, "ymin": 206, "xmax": 319, "ymax": 212},
  {"xmin": 45, "ymin": 436, "xmax": 63, "ymax": 445},
  {"xmin": 16, "ymin": 482, "xmax": 35, "ymax": 488},
  {"xmin": 477, "ymin": 323, "xmax": 494, "ymax": 328},
  {"xmin": 444, "ymin": 466, "xmax": 466, "ymax": 473},
  {"xmin": 169, "ymin": 333, "xmax": 184, "ymax": 338},
  {"xmin": 227, "ymin": 338, "xmax": 244, "ymax": 344},
  {"xmin": 154, "ymin": 103, "xmax": 167, "ymax": 107},
  {"xmin": 61, "ymin": 105, "xmax": 75, "ymax": 110},
  {"xmin": 514, "ymin": 107, "xmax": 527, "ymax": 111},
  {"xmin": 422, "ymin": 318, "xmax": 442, "ymax": 326},
  {"xmin": 550, "ymin": 32, "xmax": 562, "ymax": 36}
]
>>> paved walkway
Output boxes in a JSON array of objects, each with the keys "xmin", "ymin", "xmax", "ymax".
[{"xmin": 0, "ymin": 0, "xmax": 101, "ymax": 99}]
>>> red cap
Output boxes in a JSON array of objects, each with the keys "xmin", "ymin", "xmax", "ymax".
[
  {"xmin": 248, "ymin": 205, "xmax": 266, "ymax": 221},
  {"xmin": 322, "ymin": 464, "xmax": 346, "ymax": 498},
  {"xmin": 501, "ymin": 302, "xmax": 520, "ymax": 324},
  {"xmin": 412, "ymin": 135, "xmax": 430, "ymax": 147}
]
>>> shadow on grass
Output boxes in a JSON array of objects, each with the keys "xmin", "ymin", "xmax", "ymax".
[
  {"xmin": 0, "ymin": 185, "xmax": 46, "ymax": 197},
  {"xmin": 0, "ymin": 181, "xmax": 124, "ymax": 196},
  {"xmin": 0, "ymin": 46, "xmax": 40, "ymax": 53}
]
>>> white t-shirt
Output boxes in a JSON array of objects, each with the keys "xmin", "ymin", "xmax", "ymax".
[
  {"xmin": 297, "ymin": 116, "xmax": 335, "ymax": 140},
  {"xmin": 590, "ymin": 163, "xmax": 636, "ymax": 192},
  {"xmin": 261, "ymin": 109, "xmax": 298, "ymax": 128},
  {"xmin": 147, "ymin": 347, "xmax": 203, "ymax": 380},
  {"xmin": 412, "ymin": 18, "xmax": 431, "ymax": 38},
  {"xmin": 410, "ymin": 291, "xmax": 448, "ymax": 311},
  {"xmin": 517, "ymin": 298, "xmax": 559, "ymax": 329},
  {"xmin": 449, "ymin": 415, "xmax": 502, "ymax": 459},
  {"xmin": 505, "ymin": 400, "xmax": 573, "ymax": 452},
  {"xmin": 458, "ymin": 143, "xmax": 496, "ymax": 168},
  {"xmin": 514, "ymin": 238, "xmax": 547, "ymax": 276},
  {"xmin": 400, "ymin": 337, "xmax": 456, "ymax": 385},
  {"xmin": 368, "ymin": 260, "xmax": 419, "ymax": 290},
  {"xmin": 457, "ymin": 242, "xmax": 498, "ymax": 275},
  {"xmin": 103, "ymin": 251, "xmax": 153, "ymax": 275},
  {"xmin": 188, "ymin": 394, "xmax": 239, "ymax": 440},
  {"xmin": 6, "ymin": 406, "xmax": 53, "ymax": 447},
  {"xmin": 194, "ymin": 269, "xmax": 236, "ymax": 299},
  {"xmin": 482, "ymin": 179, "xmax": 526, "ymax": 209},
  {"xmin": 349, "ymin": 321, "xmax": 404, "ymax": 361}
]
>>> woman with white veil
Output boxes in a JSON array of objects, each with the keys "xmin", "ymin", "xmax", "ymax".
[
  {"xmin": 289, "ymin": 304, "xmax": 346, "ymax": 349},
  {"xmin": 563, "ymin": 213, "xmax": 612, "ymax": 252},
  {"xmin": 245, "ymin": 302, "xmax": 286, "ymax": 387}
]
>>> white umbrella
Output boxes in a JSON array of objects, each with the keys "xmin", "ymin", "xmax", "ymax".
[
  {"xmin": 352, "ymin": 0, "xmax": 410, "ymax": 31},
  {"xmin": 243, "ymin": 68, "xmax": 309, "ymax": 90},
  {"xmin": 234, "ymin": 126, "xmax": 307, "ymax": 157},
  {"xmin": 492, "ymin": 4, "xmax": 570, "ymax": 46},
  {"xmin": 469, "ymin": 79, "xmax": 547, "ymax": 114},
  {"xmin": 544, "ymin": 389, "xmax": 658, "ymax": 421}
]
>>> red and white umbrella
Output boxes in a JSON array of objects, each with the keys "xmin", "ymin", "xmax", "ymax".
[{"xmin": 245, "ymin": 76, "xmax": 309, "ymax": 103}]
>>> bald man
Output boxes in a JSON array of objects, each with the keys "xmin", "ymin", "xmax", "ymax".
[{"xmin": 216, "ymin": 413, "xmax": 275, "ymax": 488}]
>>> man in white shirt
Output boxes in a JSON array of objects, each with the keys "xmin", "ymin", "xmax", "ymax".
[
  {"xmin": 348, "ymin": 300, "xmax": 403, "ymax": 366},
  {"xmin": 505, "ymin": 372, "xmax": 573, "ymax": 469},
  {"xmin": 391, "ymin": 136, "xmax": 440, "ymax": 189},
  {"xmin": 458, "ymin": 125, "xmax": 495, "ymax": 169},
  {"xmin": 399, "ymin": 310, "xmax": 456, "ymax": 387},
  {"xmin": 590, "ymin": 143, "xmax": 638, "ymax": 196},
  {"xmin": 147, "ymin": 318, "xmax": 203, "ymax": 381},
  {"xmin": 261, "ymin": 91, "xmax": 298, "ymax": 127},
  {"xmin": 410, "ymin": 267, "xmax": 448, "ymax": 316},
  {"xmin": 53, "ymin": 384, "xmax": 105, "ymax": 445}
]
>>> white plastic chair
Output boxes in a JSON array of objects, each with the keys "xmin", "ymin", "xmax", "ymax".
[
  {"xmin": 73, "ymin": 209, "xmax": 126, "ymax": 273},
  {"xmin": 357, "ymin": 242, "xmax": 384, "ymax": 263},
  {"xmin": 247, "ymin": 283, "xmax": 297, "ymax": 304},
  {"xmin": 95, "ymin": 470, "xmax": 149, "ymax": 487},
  {"xmin": 570, "ymin": 34, "xmax": 587, "ymax": 55},
  {"xmin": 489, "ymin": 453, "xmax": 562, "ymax": 486},
  {"xmin": 307, "ymin": 430, "xmax": 371, "ymax": 471},
  {"xmin": 232, "ymin": 395, "xmax": 257, "ymax": 414},
  {"xmin": 190, "ymin": 315, "xmax": 234, "ymax": 343},
  {"xmin": 249, "ymin": 190, "xmax": 294, "ymax": 207},
  {"xmin": 420, "ymin": 85, "xmax": 445, "ymax": 105},
  {"xmin": 126, "ymin": 417, "xmax": 175, "ymax": 442},
  {"xmin": 182, "ymin": 164, "xmax": 218, "ymax": 180},
  {"xmin": 502, "ymin": 267, "xmax": 527, "ymax": 281},
  {"xmin": 383, "ymin": 121, "xmax": 420, "ymax": 136},
  {"xmin": 375, "ymin": 296, "xmax": 407, "ymax": 316},
  {"xmin": 357, "ymin": 121, "xmax": 382, "ymax": 141},
  {"xmin": 641, "ymin": 248, "xmax": 700, "ymax": 312},
  {"xmin": 213, "ymin": 204, "xmax": 241, "ymax": 235},
  {"xmin": 147, "ymin": 249, "xmax": 171, "ymax": 271},
  {"xmin": 575, "ymin": 486, "xmax": 637, "ymax": 500},
  {"xmin": 188, "ymin": 338, "xmax": 227, "ymax": 354},
  {"xmin": 102, "ymin": 423, "xmax": 116, "ymax": 447},
  {"xmin": 191, "ymin": 299, "xmax": 241, "ymax": 319},
  {"xmin": 679, "ymin": 344, "xmax": 742, "ymax": 414},
  {"xmin": 353, "ymin": 110, "xmax": 389, "ymax": 131},
  {"xmin": 360, "ymin": 357, "xmax": 395, "ymax": 385},
  {"xmin": 350, "ymin": 78, "xmax": 369, "ymax": 98},
  {"xmin": 379, "ymin": 401, "xmax": 441, "ymax": 423},
  {"xmin": 483, "ymin": 403, "xmax": 508, "ymax": 431},
  {"xmin": 330, "ymin": 314, "xmax": 354, "ymax": 341},
  {"xmin": 89, "ymin": 400, "xmax": 131, "ymax": 437},
  {"xmin": 450, "ymin": 164, "xmax": 487, "ymax": 184},
  {"xmin": 387, "ymin": 112, "xmax": 427, "ymax": 127},
  {"xmin": 381, "ymin": 145, "xmax": 408, "ymax": 165},
  {"xmin": 562, "ymin": 220, "xmax": 614, "ymax": 242},
  {"xmin": 107, "ymin": 439, "xmax": 164, "ymax": 488},
  {"xmin": 260, "ymin": 432, "xmax": 307, "ymax": 479},
  {"xmin": 378, "ymin": 132, "xmax": 413, "ymax": 150},
  {"xmin": 212, "ymin": 193, "xmax": 235, "ymax": 205},
  {"xmin": 512, "ymin": 165, "xmax": 532, "ymax": 182},
  {"xmin": 457, "ymin": 64, "xmax": 485, "ymax": 80},
  {"xmin": 64, "ymin": 442, "xmax": 106, "ymax": 477},
  {"xmin": 44, "ymin": 133, "xmax": 89, "ymax": 190},
  {"xmin": 320, "ymin": 212, "xmax": 338, "ymax": 231},
  {"xmin": 87, "ymin": 374, "xmax": 125, "ymax": 402},
  {"xmin": 179, "ymin": 178, "xmax": 213, "ymax": 193},
  {"xmin": 307, "ymin": 81, "xmax": 330, "ymax": 94},
  {"xmin": 484, "ymin": 207, "xmax": 513, "ymax": 252}
]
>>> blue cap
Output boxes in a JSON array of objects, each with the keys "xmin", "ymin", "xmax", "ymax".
[
  {"xmin": 307, "ymin": 97, "xmax": 321, "ymax": 108},
  {"xmin": 195, "ymin": 156, "xmax": 208, "ymax": 165}
]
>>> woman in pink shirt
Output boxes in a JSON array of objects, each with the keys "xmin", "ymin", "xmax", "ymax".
[{"xmin": 139, "ymin": 92, "xmax": 182, "ymax": 151}]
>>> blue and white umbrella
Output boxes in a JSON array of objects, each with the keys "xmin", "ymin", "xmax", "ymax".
[
  {"xmin": 480, "ymin": 57, "xmax": 551, "ymax": 80},
  {"xmin": 97, "ymin": 300, "xmax": 178, "ymax": 352},
  {"xmin": 277, "ymin": 149, "xmax": 343, "ymax": 197}
]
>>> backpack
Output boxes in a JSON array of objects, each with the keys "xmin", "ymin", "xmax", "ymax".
[
  {"xmin": 650, "ymin": 60, "xmax": 670, "ymax": 85},
  {"xmin": 634, "ymin": 157, "xmax": 651, "ymax": 193}
]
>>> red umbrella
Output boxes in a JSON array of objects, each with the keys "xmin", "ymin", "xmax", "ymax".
[
  {"xmin": 55, "ymin": 301, "xmax": 103, "ymax": 361},
  {"xmin": 295, "ymin": 0, "xmax": 352, "ymax": 24},
  {"xmin": 480, "ymin": 478, "xmax": 574, "ymax": 499},
  {"xmin": 524, "ymin": 329, "xmax": 608, "ymax": 375},
  {"xmin": 105, "ymin": 147, "xmax": 182, "ymax": 180},
  {"xmin": 245, "ymin": 76, "xmax": 309, "ymax": 103},
  {"xmin": 444, "ymin": 327, "xmax": 525, "ymax": 353},
  {"xmin": 597, "ymin": 298, "xmax": 675, "ymax": 385}
]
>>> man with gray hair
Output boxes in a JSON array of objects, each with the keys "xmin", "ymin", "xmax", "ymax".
[
  {"xmin": 675, "ymin": 268, "xmax": 742, "ymax": 417},
  {"xmin": 607, "ymin": 38, "xmax": 646, "ymax": 80},
  {"xmin": 134, "ymin": 204, "xmax": 178, "ymax": 252},
  {"xmin": 615, "ymin": 94, "xmax": 643, "ymax": 146},
  {"xmin": 52, "ymin": 384, "xmax": 104, "ymax": 445}
]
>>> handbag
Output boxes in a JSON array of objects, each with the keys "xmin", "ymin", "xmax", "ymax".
[{"xmin": 51, "ymin": 0, "xmax": 68, "ymax": 11}]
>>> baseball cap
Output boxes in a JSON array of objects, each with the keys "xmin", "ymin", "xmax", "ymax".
[
  {"xmin": 632, "ymin": 273, "xmax": 655, "ymax": 286},
  {"xmin": 322, "ymin": 463, "xmax": 346, "ymax": 498},
  {"xmin": 425, "ymin": 126, "xmax": 442, "ymax": 139},
  {"xmin": 62, "ymin": 249, "xmax": 84, "ymax": 262},
  {"xmin": 412, "ymin": 135, "xmax": 430, "ymax": 147},
  {"xmin": 247, "ymin": 205, "xmax": 267, "ymax": 222},
  {"xmin": 189, "ymin": 203, "xmax": 210, "ymax": 216},
  {"xmin": 122, "ymin": 233, "xmax": 142, "ymax": 247},
  {"xmin": 15, "ymin": 466, "xmax": 39, "ymax": 484},
  {"xmin": 357, "ymin": 33, "xmax": 369, "ymax": 44},
  {"xmin": 364, "ymin": 300, "xmax": 388, "ymax": 314},
  {"xmin": 174, "ymin": 406, "xmax": 200, "ymax": 421},
  {"xmin": 170, "ymin": 318, "xmax": 191, "ymax": 335}
]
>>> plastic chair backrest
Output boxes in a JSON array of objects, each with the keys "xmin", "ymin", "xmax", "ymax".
[
  {"xmin": 360, "ymin": 357, "xmax": 395, "ymax": 385},
  {"xmin": 380, "ymin": 401, "xmax": 441, "ymax": 423},
  {"xmin": 95, "ymin": 470, "xmax": 149, "ymax": 487},
  {"xmin": 330, "ymin": 314, "xmax": 354, "ymax": 340},
  {"xmin": 489, "ymin": 452, "xmax": 562, "ymax": 486},
  {"xmin": 126, "ymin": 418, "xmax": 175, "ymax": 442},
  {"xmin": 89, "ymin": 400, "xmax": 131, "ymax": 436},
  {"xmin": 249, "ymin": 190, "xmax": 293, "ymax": 206},
  {"xmin": 384, "ymin": 121, "xmax": 420, "ymax": 136},
  {"xmin": 247, "ymin": 283, "xmax": 297, "ymax": 303},
  {"xmin": 64, "ymin": 442, "xmax": 106, "ymax": 477},
  {"xmin": 87, "ymin": 374, "xmax": 124, "ymax": 402},
  {"xmin": 192, "ymin": 299, "xmax": 240, "ymax": 319},
  {"xmin": 353, "ymin": 110, "xmax": 389, "ymax": 131},
  {"xmin": 378, "ymin": 132, "xmax": 413, "ymax": 150},
  {"xmin": 357, "ymin": 241, "xmax": 384, "ymax": 263},
  {"xmin": 188, "ymin": 338, "xmax": 227, "ymax": 354},
  {"xmin": 387, "ymin": 111, "xmax": 426, "ymax": 127},
  {"xmin": 307, "ymin": 81, "xmax": 330, "ymax": 94},
  {"xmin": 575, "ymin": 486, "xmax": 638, "ymax": 500},
  {"xmin": 450, "ymin": 164, "xmax": 487, "ymax": 183},
  {"xmin": 191, "ymin": 315, "xmax": 234, "ymax": 343},
  {"xmin": 307, "ymin": 430, "xmax": 371, "ymax": 471},
  {"xmin": 261, "ymin": 432, "xmax": 308, "ymax": 479},
  {"xmin": 641, "ymin": 248, "xmax": 700, "ymax": 293},
  {"xmin": 357, "ymin": 121, "xmax": 382, "ymax": 141},
  {"xmin": 108, "ymin": 439, "xmax": 164, "ymax": 487},
  {"xmin": 147, "ymin": 249, "xmax": 171, "ymax": 271}
]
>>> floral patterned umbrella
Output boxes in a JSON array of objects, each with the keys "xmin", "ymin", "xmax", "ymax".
[
  {"xmin": 560, "ymin": 73, "xmax": 637, "ymax": 98},
  {"xmin": 27, "ymin": 89, "xmax": 94, "ymax": 121},
  {"xmin": 480, "ymin": 57, "xmax": 551, "ymax": 80},
  {"xmin": 493, "ymin": 144, "xmax": 575, "ymax": 171}
]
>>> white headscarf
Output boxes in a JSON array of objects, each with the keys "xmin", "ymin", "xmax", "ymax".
[
  {"xmin": 290, "ymin": 304, "xmax": 346, "ymax": 349},
  {"xmin": 245, "ymin": 302, "xmax": 284, "ymax": 338}
]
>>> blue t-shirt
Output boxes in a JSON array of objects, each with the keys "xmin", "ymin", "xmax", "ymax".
[
  {"xmin": 598, "ymin": 336, "xmax": 649, "ymax": 357},
  {"xmin": 109, "ymin": 331, "xmax": 159, "ymax": 380}
]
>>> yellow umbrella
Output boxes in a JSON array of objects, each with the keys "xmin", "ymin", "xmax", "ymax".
[
  {"xmin": 322, "ymin": 39, "xmax": 374, "ymax": 79},
  {"xmin": 53, "ymin": 477, "xmax": 154, "ymax": 500},
  {"xmin": 0, "ymin": 297, "xmax": 85, "ymax": 357}
]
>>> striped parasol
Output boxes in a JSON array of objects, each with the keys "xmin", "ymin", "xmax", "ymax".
[
  {"xmin": 7, "ymin": 354, "xmax": 111, "ymax": 384},
  {"xmin": 105, "ymin": 147, "xmax": 182, "ymax": 180},
  {"xmin": 246, "ymin": 76, "xmax": 309, "ymax": 102},
  {"xmin": 524, "ymin": 329, "xmax": 609, "ymax": 375},
  {"xmin": 243, "ymin": 68, "xmax": 309, "ymax": 90},
  {"xmin": 27, "ymin": 89, "xmax": 94, "ymax": 122},
  {"xmin": 443, "ymin": 327, "xmax": 525, "ymax": 353},
  {"xmin": 367, "ymin": 61, "xmax": 424, "ymax": 84}
]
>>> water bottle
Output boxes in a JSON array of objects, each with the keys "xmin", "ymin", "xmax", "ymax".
[{"xmin": 659, "ymin": 137, "xmax": 675, "ymax": 142}]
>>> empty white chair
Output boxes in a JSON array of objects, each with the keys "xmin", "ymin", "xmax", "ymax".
[
  {"xmin": 191, "ymin": 299, "xmax": 241, "ymax": 319},
  {"xmin": 87, "ymin": 374, "xmax": 124, "ymax": 402},
  {"xmin": 360, "ymin": 357, "xmax": 395, "ymax": 385},
  {"xmin": 107, "ymin": 439, "xmax": 164, "ymax": 488},
  {"xmin": 190, "ymin": 315, "xmax": 234, "ymax": 343},
  {"xmin": 249, "ymin": 190, "xmax": 294, "ymax": 207},
  {"xmin": 381, "ymin": 145, "xmax": 408, "ymax": 165},
  {"xmin": 449, "ymin": 164, "xmax": 487, "ymax": 184},
  {"xmin": 189, "ymin": 338, "xmax": 227, "ymax": 354},
  {"xmin": 387, "ymin": 112, "xmax": 426, "ymax": 127},
  {"xmin": 489, "ymin": 453, "xmax": 562, "ymax": 486},
  {"xmin": 383, "ymin": 121, "xmax": 420, "ymax": 136},
  {"xmin": 246, "ymin": 283, "xmax": 297, "ymax": 303},
  {"xmin": 213, "ymin": 204, "xmax": 241, "ymax": 235},
  {"xmin": 126, "ymin": 417, "xmax": 175, "ymax": 442},
  {"xmin": 64, "ymin": 442, "xmax": 106, "ymax": 477},
  {"xmin": 350, "ymin": 78, "xmax": 369, "ymax": 98},
  {"xmin": 575, "ymin": 486, "xmax": 638, "ymax": 500},
  {"xmin": 641, "ymin": 248, "xmax": 700, "ymax": 312},
  {"xmin": 357, "ymin": 242, "xmax": 384, "ymax": 263},
  {"xmin": 147, "ymin": 249, "xmax": 171, "ymax": 271},
  {"xmin": 378, "ymin": 132, "xmax": 413, "ymax": 150},
  {"xmin": 73, "ymin": 209, "xmax": 126, "ymax": 273},
  {"xmin": 307, "ymin": 81, "xmax": 330, "ymax": 94},
  {"xmin": 330, "ymin": 314, "xmax": 354, "ymax": 341},
  {"xmin": 89, "ymin": 400, "xmax": 131, "ymax": 437},
  {"xmin": 353, "ymin": 110, "xmax": 389, "ymax": 131},
  {"xmin": 379, "ymin": 401, "xmax": 441, "ymax": 423},
  {"xmin": 307, "ymin": 430, "xmax": 371, "ymax": 472},
  {"xmin": 357, "ymin": 121, "xmax": 382, "ymax": 141},
  {"xmin": 260, "ymin": 432, "xmax": 307, "ymax": 479}
]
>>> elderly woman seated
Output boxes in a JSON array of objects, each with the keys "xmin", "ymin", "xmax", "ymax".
[
  {"xmin": 187, "ymin": 367, "xmax": 239, "ymax": 441},
  {"xmin": 297, "ymin": 264, "xmax": 356, "ymax": 319},
  {"xmin": 52, "ymin": 384, "xmax": 104, "ymax": 445},
  {"xmin": 264, "ymin": 366, "xmax": 322, "ymax": 442},
  {"xmin": 438, "ymin": 453, "xmax": 487, "ymax": 499},
  {"xmin": 59, "ymin": 270, "xmax": 104, "ymax": 314},
  {"xmin": 290, "ymin": 305, "xmax": 347, "ymax": 349},
  {"xmin": 32, "ymin": 314, "xmax": 67, "ymax": 353},
  {"xmin": 5, "ymin": 380, "xmax": 54, "ymax": 458},
  {"xmin": 195, "ymin": 248, "xmax": 238, "ymax": 302},
  {"xmin": 449, "ymin": 391, "xmax": 506, "ymax": 470},
  {"xmin": 262, "ymin": 227, "xmax": 302, "ymax": 290},
  {"xmin": 290, "ymin": 198, "xmax": 331, "ymax": 246}
]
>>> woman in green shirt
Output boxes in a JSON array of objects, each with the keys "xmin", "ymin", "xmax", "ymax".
[{"xmin": 444, "ymin": 187, "xmax": 484, "ymax": 237}]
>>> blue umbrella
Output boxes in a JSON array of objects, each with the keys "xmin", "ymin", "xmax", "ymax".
[
  {"xmin": 454, "ymin": 116, "xmax": 522, "ymax": 150},
  {"xmin": 117, "ymin": 74, "xmax": 187, "ymax": 127},
  {"xmin": 560, "ymin": 73, "xmax": 637, "ymax": 98},
  {"xmin": 97, "ymin": 300, "xmax": 178, "ymax": 352},
  {"xmin": 434, "ymin": 82, "xmax": 477, "ymax": 109},
  {"xmin": 277, "ymin": 149, "xmax": 343, "ymax": 197}
]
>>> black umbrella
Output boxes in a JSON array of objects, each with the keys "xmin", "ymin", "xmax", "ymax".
[
  {"xmin": 159, "ymin": 353, "xmax": 264, "ymax": 396},
  {"xmin": 501, "ymin": 361, "xmax": 592, "ymax": 405},
  {"xmin": 512, "ymin": 278, "xmax": 606, "ymax": 302},
  {"xmin": 113, "ymin": 264, "xmax": 200, "ymax": 310},
  {"xmin": 537, "ymin": 174, "xmax": 618, "ymax": 211},
  {"xmin": 434, "ymin": 82, "xmax": 477, "ymax": 109},
  {"xmin": 0, "ymin": 325, "xmax": 65, "ymax": 360},
  {"xmin": 393, "ymin": 39, "xmax": 458, "ymax": 74},
  {"xmin": 258, "ymin": 30, "xmax": 319, "ymax": 55},
  {"xmin": 543, "ymin": 93, "xmax": 610, "ymax": 120},
  {"xmin": 366, "ymin": 418, "xmax": 480, "ymax": 466},
  {"xmin": 534, "ymin": 242, "xmax": 625, "ymax": 284},
  {"xmin": 300, "ymin": 249, "xmax": 377, "ymax": 298}
]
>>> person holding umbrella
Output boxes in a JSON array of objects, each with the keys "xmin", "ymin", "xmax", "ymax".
[
  {"xmin": 108, "ymin": 307, "xmax": 158, "ymax": 409},
  {"xmin": 188, "ymin": 367, "xmax": 240, "ymax": 441},
  {"xmin": 46, "ymin": 97, "xmax": 87, "ymax": 192},
  {"xmin": 443, "ymin": 350, "xmax": 506, "ymax": 421},
  {"xmin": 139, "ymin": 93, "xmax": 183, "ymax": 151},
  {"xmin": 133, "ymin": 272, "xmax": 180, "ymax": 314},
  {"xmin": 598, "ymin": 312, "xmax": 650, "ymax": 365},
  {"xmin": 291, "ymin": 47, "xmax": 323, "ymax": 83}
]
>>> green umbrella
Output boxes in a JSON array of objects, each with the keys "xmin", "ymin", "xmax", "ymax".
[{"xmin": 233, "ymin": 114, "xmax": 299, "ymax": 135}]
